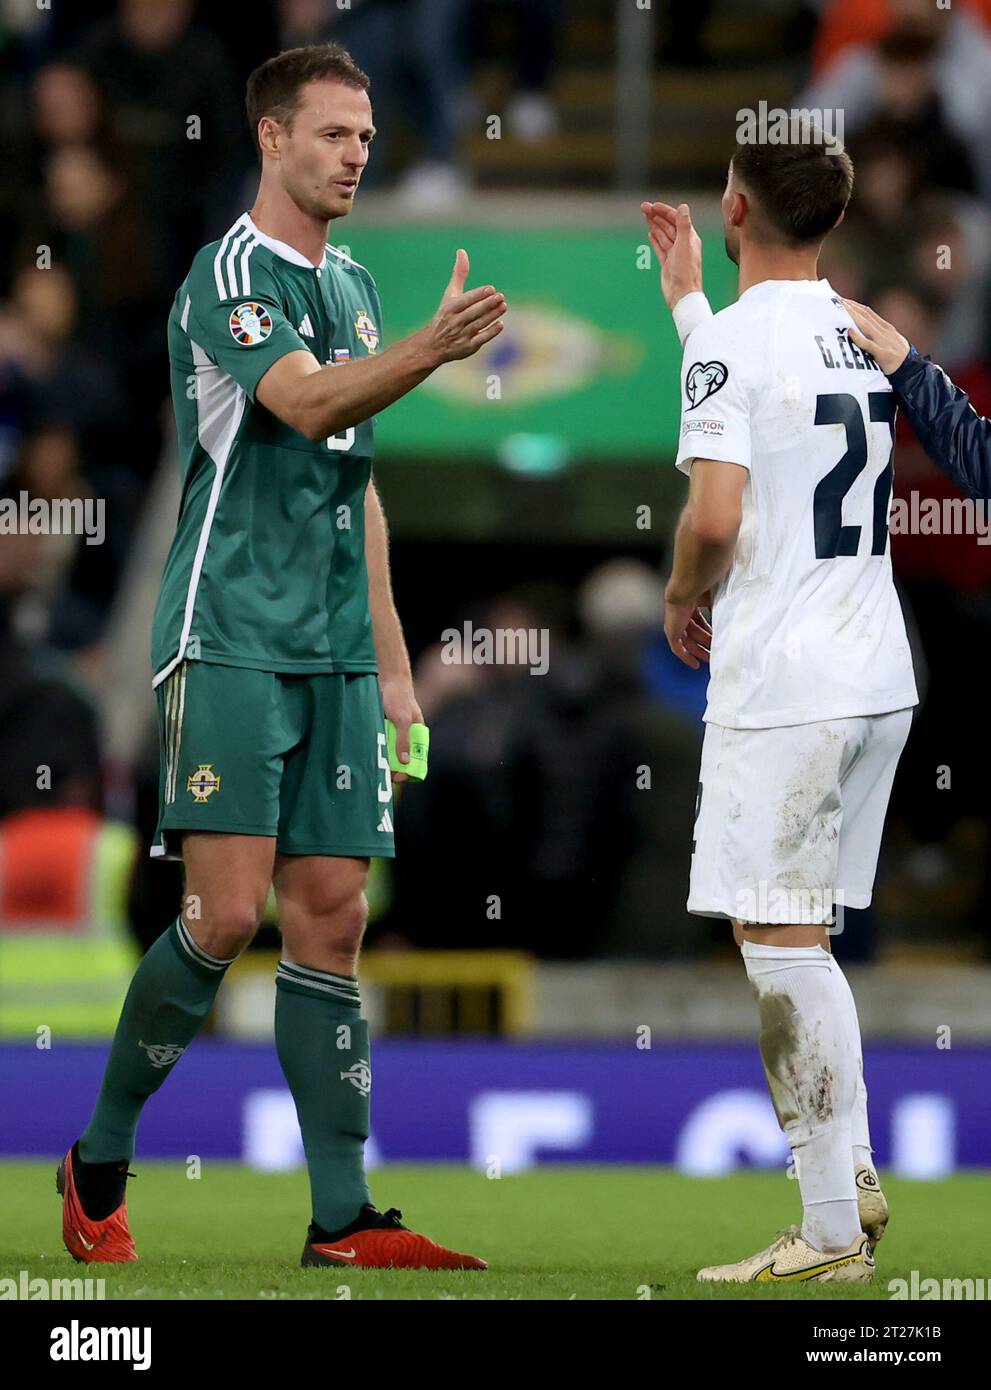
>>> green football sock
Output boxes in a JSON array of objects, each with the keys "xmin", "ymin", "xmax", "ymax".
[
  {"xmin": 275, "ymin": 962, "xmax": 371, "ymax": 1232},
  {"xmin": 78, "ymin": 917, "xmax": 236, "ymax": 1164}
]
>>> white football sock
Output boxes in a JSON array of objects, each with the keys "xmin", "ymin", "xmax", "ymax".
[
  {"xmin": 823, "ymin": 950, "xmax": 874, "ymax": 1169},
  {"xmin": 741, "ymin": 940, "xmax": 861, "ymax": 1252}
]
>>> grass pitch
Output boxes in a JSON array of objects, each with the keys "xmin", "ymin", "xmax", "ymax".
[{"xmin": 3, "ymin": 1162, "xmax": 987, "ymax": 1300}]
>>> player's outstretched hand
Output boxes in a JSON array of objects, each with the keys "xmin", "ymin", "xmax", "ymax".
[
  {"xmin": 664, "ymin": 588, "xmax": 712, "ymax": 670},
  {"xmin": 841, "ymin": 298, "xmax": 911, "ymax": 375},
  {"xmin": 425, "ymin": 249, "xmax": 507, "ymax": 362},
  {"xmin": 641, "ymin": 201, "xmax": 703, "ymax": 311}
]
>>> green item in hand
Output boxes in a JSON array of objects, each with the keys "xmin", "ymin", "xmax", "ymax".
[{"xmin": 385, "ymin": 720, "xmax": 429, "ymax": 780}]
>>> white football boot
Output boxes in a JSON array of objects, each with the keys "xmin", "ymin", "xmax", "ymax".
[
  {"xmin": 697, "ymin": 1226, "xmax": 875, "ymax": 1283},
  {"xmin": 856, "ymin": 1165, "xmax": 889, "ymax": 1250}
]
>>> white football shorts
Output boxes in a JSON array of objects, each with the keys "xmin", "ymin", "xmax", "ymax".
[{"xmin": 688, "ymin": 709, "xmax": 914, "ymax": 924}]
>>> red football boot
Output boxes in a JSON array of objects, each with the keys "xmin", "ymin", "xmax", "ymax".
[
  {"xmin": 301, "ymin": 1205, "xmax": 487, "ymax": 1270},
  {"xmin": 56, "ymin": 1143, "xmax": 138, "ymax": 1264}
]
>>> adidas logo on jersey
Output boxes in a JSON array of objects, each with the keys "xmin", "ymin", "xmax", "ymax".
[
  {"xmin": 297, "ymin": 314, "xmax": 315, "ymax": 337},
  {"xmin": 377, "ymin": 809, "xmax": 393, "ymax": 833}
]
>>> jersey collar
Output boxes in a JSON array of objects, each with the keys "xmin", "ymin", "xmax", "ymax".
[
  {"xmin": 739, "ymin": 277, "xmax": 834, "ymax": 302},
  {"xmin": 242, "ymin": 214, "xmax": 327, "ymax": 270}
]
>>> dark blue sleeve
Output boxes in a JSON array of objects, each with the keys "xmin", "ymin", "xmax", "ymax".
[{"xmin": 889, "ymin": 348, "xmax": 991, "ymax": 501}]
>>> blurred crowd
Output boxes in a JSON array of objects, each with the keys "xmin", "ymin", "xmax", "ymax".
[{"xmin": 1, "ymin": 0, "xmax": 990, "ymax": 969}]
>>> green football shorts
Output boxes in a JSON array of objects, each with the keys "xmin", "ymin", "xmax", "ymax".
[{"xmin": 151, "ymin": 661, "xmax": 395, "ymax": 860}]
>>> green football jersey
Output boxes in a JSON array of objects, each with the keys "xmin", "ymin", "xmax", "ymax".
[{"xmin": 152, "ymin": 212, "xmax": 383, "ymax": 687}]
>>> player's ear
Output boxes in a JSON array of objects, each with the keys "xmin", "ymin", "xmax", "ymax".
[
  {"xmin": 730, "ymin": 190, "xmax": 747, "ymax": 226},
  {"xmin": 257, "ymin": 116, "xmax": 281, "ymax": 159}
]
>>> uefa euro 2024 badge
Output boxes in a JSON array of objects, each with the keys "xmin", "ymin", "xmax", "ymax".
[{"xmin": 229, "ymin": 302, "xmax": 273, "ymax": 345}]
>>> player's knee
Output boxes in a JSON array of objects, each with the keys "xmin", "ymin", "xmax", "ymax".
[
  {"xmin": 284, "ymin": 887, "xmax": 368, "ymax": 959},
  {"xmin": 321, "ymin": 889, "xmax": 369, "ymax": 957},
  {"xmin": 289, "ymin": 861, "xmax": 367, "ymax": 924},
  {"xmin": 187, "ymin": 900, "xmax": 264, "ymax": 959}
]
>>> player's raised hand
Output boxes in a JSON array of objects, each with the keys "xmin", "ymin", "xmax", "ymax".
[
  {"xmin": 840, "ymin": 298, "xmax": 911, "ymax": 375},
  {"xmin": 641, "ymin": 200, "xmax": 703, "ymax": 311},
  {"xmin": 425, "ymin": 248, "xmax": 507, "ymax": 362}
]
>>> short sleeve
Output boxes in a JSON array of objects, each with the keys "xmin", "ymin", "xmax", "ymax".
[
  {"xmin": 674, "ymin": 315, "xmax": 752, "ymax": 476},
  {"xmin": 185, "ymin": 256, "xmax": 311, "ymax": 402}
]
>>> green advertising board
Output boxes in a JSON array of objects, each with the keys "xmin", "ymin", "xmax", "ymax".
[{"xmin": 341, "ymin": 225, "xmax": 737, "ymax": 463}]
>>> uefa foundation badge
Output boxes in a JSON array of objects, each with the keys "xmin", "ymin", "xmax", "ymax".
[{"xmin": 229, "ymin": 302, "xmax": 273, "ymax": 345}]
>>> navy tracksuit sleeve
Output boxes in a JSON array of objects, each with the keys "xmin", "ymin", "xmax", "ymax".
[{"xmin": 889, "ymin": 347, "xmax": 991, "ymax": 501}]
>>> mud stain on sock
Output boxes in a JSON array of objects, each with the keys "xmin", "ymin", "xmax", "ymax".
[{"xmin": 756, "ymin": 989, "xmax": 834, "ymax": 1127}]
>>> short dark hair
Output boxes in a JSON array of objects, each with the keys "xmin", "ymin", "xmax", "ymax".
[
  {"xmin": 245, "ymin": 43, "xmax": 370, "ymax": 153},
  {"xmin": 731, "ymin": 135, "xmax": 855, "ymax": 245}
]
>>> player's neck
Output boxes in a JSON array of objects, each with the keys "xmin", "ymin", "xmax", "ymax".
[
  {"xmin": 248, "ymin": 190, "xmax": 330, "ymax": 268},
  {"xmin": 736, "ymin": 243, "xmax": 822, "ymax": 298}
]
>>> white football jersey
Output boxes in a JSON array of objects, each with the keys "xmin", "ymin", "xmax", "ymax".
[{"xmin": 675, "ymin": 277, "xmax": 918, "ymax": 729}]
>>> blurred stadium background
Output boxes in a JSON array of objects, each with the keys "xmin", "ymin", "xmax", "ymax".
[{"xmin": 2, "ymin": 0, "xmax": 991, "ymax": 1185}]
